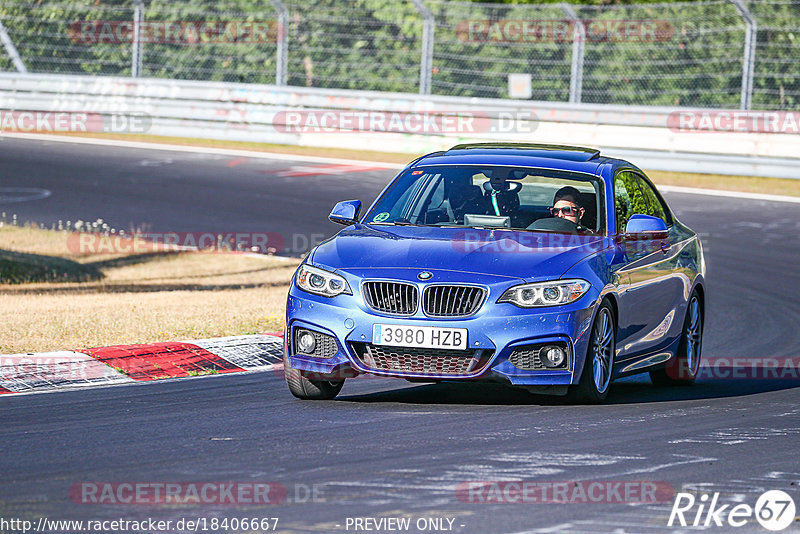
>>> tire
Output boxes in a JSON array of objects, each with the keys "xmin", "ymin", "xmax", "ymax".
[
  {"xmin": 570, "ymin": 302, "xmax": 616, "ymax": 404},
  {"xmin": 283, "ymin": 353, "xmax": 345, "ymax": 400},
  {"xmin": 650, "ymin": 290, "xmax": 703, "ymax": 386}
]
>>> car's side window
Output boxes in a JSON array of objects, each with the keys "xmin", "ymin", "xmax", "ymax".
[
  {"xmin": 636, "ymin": 176, "xmax": 671, "ymax": 225},
  {"xmin": 614, "ymin": 171, "xmax": 648, "ymax": 232}
]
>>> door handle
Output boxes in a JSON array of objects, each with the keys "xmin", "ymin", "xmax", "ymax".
[{"xmin": 661, "ymin": 242, "xmax": 669, "ymax": 254}]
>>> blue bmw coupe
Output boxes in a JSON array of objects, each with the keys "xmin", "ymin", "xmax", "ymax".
[{"xmin": 283, "ymin": 143, "xmax": 705, "ymax": 403}]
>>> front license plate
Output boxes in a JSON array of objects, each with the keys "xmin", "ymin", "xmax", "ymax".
[{"xmin": 372, "ymin": 324, "xmax": 468, "ymax": 350}]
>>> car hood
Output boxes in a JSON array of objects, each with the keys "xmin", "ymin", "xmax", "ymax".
[{"xmin": 310, "ymin": 225, "xmax": 606, "ymax": 282}]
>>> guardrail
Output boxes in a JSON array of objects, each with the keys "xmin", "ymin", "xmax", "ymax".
[{"xmin": 0, "ymin": 73, "xmax": 798, "ymax": 178}]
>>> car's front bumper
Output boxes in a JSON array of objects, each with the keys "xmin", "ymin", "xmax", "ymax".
[{"xmin": 285, "ymin": 285, "xmax": 600, "ymax": 387}]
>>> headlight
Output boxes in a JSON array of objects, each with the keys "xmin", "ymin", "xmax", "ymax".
[
  {"xmin": 295, "ymin": 264, "xmax": 352, "ymax": 297},
  {"xmin": 498, "ymin": 279, "xmax": 590, "ymax": 308}
]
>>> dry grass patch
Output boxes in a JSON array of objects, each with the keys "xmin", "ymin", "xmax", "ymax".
[
  {"xmin": 0, "ymin": 223, "xmax": 127, "ymax": 264},
  {"xmin": 0, "ymin": 286, "xmax": 290, "ymax": 353},
  {"xmin": 0, "ymin": 225, "xmax": 299, "ymax": 353}
]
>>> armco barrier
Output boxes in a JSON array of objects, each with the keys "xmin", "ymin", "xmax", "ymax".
[{"xmin": 0, "ymin": 73, "xmax": 798, "ymax": 178}]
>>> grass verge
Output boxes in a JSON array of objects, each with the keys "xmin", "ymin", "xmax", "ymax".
[
  {"xmin": 0, "ymin": 224, "xmax": 298, "ymax": 353},
  {"xmin": 0, "ymin": 249, "xmax": 102, "ymax": 283}
]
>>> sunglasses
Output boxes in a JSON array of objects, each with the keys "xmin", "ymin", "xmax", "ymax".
[{"xmin": 550, "ymin": 206, "xmax": 581, "ymax": 216}]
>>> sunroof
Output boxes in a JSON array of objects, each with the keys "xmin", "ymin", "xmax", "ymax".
[{"xmin": 446, "ymin": 143, "xmax": 601, "ymax": 162}]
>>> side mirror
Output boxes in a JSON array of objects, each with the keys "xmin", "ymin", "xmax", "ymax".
[
  {"xmin": 329, "ymin": 200, "xmax": 361, "ymax": 226},
  {"xmin": 624, "ymin": 214, "xmax": 668, "ymax": 240}
]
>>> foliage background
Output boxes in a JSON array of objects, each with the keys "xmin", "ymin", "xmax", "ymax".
[{"xmin": 0, "ymin": 0, "xmax": 797, "ymax": 109}]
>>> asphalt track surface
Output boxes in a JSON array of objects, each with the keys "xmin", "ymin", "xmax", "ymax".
[{"xmin": 1, "ymin": 137, "xmax": 799, "ymax": 533}]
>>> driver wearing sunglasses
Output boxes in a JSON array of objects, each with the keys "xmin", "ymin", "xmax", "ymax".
[{"xmin": 550, "ymin": 186, "xmax": 585, "ymax": 225}]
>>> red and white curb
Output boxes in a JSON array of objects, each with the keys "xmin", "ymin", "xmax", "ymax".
[{"xmin": 0, "ymin": 334, "xmax": 284, "ymax": 396}]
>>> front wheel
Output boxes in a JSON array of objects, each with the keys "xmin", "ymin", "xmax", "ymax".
[
  {"xmin": 570, "ymin": 302, "xmax": 616, "ymax": 404},
  {"xmin": 650, "ymin": 291, "xmax": 703, "ymax": 385},
  {"xmin": 283, "ymin": 353, "xmax": 345, "ymax": 400}
]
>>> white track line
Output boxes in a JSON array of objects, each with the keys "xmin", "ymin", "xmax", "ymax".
[
  {"xmin": 658, "ymin": 184, "xmax": 800, "ymax": 204},
  {"xmin": 4, "ymin": 133, "xmax": 798, "ymax": 203},
  {"xmin": 0, "ymin": 132, "xmax": 404, "ymax": 169}
]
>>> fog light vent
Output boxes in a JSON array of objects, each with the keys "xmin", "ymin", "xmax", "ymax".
[
  {"xmin": 294, "ymin": 328, "xmax": 338, "ymax": 359},
  {"xmin": 508, "ymin": 342, "xmax": 569, "ymax": 370}
]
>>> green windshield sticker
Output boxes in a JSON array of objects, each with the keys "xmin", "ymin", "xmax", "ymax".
[{"xmin": 373, "ymin": 212, "xmax": 390, "ymax": 222}]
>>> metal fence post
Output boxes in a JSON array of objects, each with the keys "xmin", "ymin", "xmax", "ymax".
[
  {"xmin": 730, "ymin": 0, "xmax": 756, "ymax": 110},
  {"xmin": 561, "ymin": 4, "xmax": 584, "ymax": 104},
  {"xmin": 0, "ymin": 20, "xmax": 27, "ymax": 73},
  {"xmin": 410, "ymin": 0, "xmax": 434, "ymax": 95},
  {"xmin": 131, "ymin": 0, "xmax": 144, "ymax": 78},
  {"xmin": 270, "ymin": 0, "xmax": 288, "ymax": 86}
]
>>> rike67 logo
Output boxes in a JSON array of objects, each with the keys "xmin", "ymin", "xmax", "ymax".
[{"xmin": 668, "ymin": 490, "xmax": 796, "ymax": 531}]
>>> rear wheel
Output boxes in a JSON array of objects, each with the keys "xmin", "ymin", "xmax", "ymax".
[
  {"xmin": 570, "ymin": 302, "xmax": 615, "ymax": 404},
  {"xmin": 283, "ymin": 353, "xmax": 345, "ymax": 400},
  {"xmin": 650, "ymin": 291, "xmax": 703, "ymax": 385}
]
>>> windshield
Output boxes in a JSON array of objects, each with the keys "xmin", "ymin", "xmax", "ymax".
[{"xmin": 364, "ymin": 165, "xmax": 603, "ymax": 234}]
